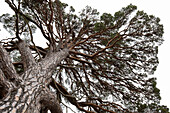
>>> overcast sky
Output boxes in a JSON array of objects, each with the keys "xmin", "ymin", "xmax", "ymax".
[{"xmin": 0, "ymin": 0, "xmax": 170, "ymax": 109}]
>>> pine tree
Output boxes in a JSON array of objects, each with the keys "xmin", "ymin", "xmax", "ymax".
[{"xmin": 0, "ymin": 0, "xmax": 169, "ymax": 112}]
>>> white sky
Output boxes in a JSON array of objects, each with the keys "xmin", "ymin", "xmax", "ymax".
[{"xmin": 0, "ymin": 0, "xmax": 170, "ymax": 110}]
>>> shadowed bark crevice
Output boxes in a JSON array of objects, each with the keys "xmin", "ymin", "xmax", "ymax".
[
  {"xmin": 40, "ymin": 92, "xmax": 63, "ymax": 113},
  {"xmin": 0, "ymin": 44, "xmax": 18, "ymax": 81},
  {"xmin": 0, "ymin": 81, "xmax": 8, "ymax": 100}
]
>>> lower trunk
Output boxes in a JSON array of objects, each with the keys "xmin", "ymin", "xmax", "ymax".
[
  {"xmin": 0, "ymin": 41, "xmax": 68, "ymax": 113},
  {"xmin": 0, "ymin": 66, "xmax": 63, "ymax": 113}
]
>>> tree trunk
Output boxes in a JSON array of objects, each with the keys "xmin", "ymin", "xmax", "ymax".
[{"xmin": 0, "ymin": 41, "xmax": 68, "ymax": 113}]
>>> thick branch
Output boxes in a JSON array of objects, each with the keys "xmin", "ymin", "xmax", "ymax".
[
  {"xmin": 40, "ymin": 49, "xmax": 69, "ymax": 71},
  {"xmin": 17, "ymin": 41, "xmax": 36, "ymax": 70},
  {"xmin": 50, "ymin": 79, "xmax": 78, "ymax": 106}
]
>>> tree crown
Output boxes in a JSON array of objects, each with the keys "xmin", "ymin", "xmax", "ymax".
[{"xmin": 0, "ymin": 0, "xmax": 169, "ymax": 112}]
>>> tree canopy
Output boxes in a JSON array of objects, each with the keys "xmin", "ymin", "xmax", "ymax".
[{"xmin": 0, "ymin": 0, "xmax": 169, "ymax": 113}]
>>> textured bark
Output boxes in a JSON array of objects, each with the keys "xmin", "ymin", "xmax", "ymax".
[
  {"xmin": 0, "ymin": 72, "xmax": 62, "ymax": 113},
  {"xmin": 17, "ymin": 41, "xmax": 36, "ymax": 71},
  {"xmin": 0, "ymin": 42, "xmax": 68, "ymax": 113},
  {"xmin": 0, "ymin": 44, "xmax": 18, "ymax": 82}
]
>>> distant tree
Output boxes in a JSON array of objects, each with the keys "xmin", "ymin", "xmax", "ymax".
[{"xmin": 0, "ymin": 0, "xmax": 169, "ymax": 113}]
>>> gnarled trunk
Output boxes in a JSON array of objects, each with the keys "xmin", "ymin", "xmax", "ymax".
[{"xmin": 0, "ymin": 41, "xmax": 68, "ymax": 113}]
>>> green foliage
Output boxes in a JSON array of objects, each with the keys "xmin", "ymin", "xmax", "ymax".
[
  {"xmin": 0, "ymin": 13, "xmax": 36, "ymax": 37},
  {"xmin": 60, "ymin": 3, "xmax": 167, "ymax": 112},
  {"xmin": 136, "ymin": 103, "xmax": 169, "ymax": 113},
  {"xmin": 0, "ymin": 13, "xmax": 16, "ymax": 35}
]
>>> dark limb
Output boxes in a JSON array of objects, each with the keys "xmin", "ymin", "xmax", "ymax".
[{"xmin": 50, "ymin": 79, "xmax": 96, "ymax": 113}]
